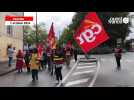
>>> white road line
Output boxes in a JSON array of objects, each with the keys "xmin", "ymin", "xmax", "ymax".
[
  {"xmin": 78, "ymin": 63, "xmax": 96, "ymax": 66},
  {"xmin": 72, "ymin": 70, "xmax": 95, "ymax": 76},
  {"xmin": 56, "ymin": 60, "xmax": 79, "ymax": 87},
  {"xmin": 77, "ymin": 66, "xmax": 96, "ymax": 69},
  {"xmin": 124, "ymin": 59, "xmax": 134, "ymax": 62},
  {"xmin": 65, "ymin": 78, "xmax": 89, "ymax": 87},
  {"xmin": 88, "ymin": 61, "xmax": 100, "ymax": 87}
]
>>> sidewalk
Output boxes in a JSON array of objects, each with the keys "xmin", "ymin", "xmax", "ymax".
[{"xmin": 0, "ymin": 61, "xmax": 16, "ymax": 76}]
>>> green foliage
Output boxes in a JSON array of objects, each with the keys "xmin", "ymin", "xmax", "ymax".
[
  {"xmin": 97, "ymin": 12, "xmax": 130, "ymax": 47},
  {"xmin": 24, "ymin": 23, "xmax": 47, "ymax": 45},
  {"xmin": 59, "ymin": 12, "xmax": 130, "ymax": 49}
]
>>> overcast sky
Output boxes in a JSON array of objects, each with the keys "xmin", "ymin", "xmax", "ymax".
[{"xmin": 24, "ymin": 12, "xmax": 75, "ymax": 38}]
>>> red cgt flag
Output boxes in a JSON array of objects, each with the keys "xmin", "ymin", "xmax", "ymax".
[{"xmin": 73, "ymin": 12, "xmax": 109, "ymax": 54}]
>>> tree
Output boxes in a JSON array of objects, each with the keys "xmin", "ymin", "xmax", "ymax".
[
  {"xmin": 59, "ymin": 12, "xmax": 87, "ymax": 47},
  {"xmin": 59, "ymin": 12, "xmax": 130, "ymax": 48},
  {"xmin": 23, "ymin": 23, "xmax": 48, "ymax": 45},
  {"xmin": 97, "ymin": 12, "xmax": 130, "ymax": 47}
]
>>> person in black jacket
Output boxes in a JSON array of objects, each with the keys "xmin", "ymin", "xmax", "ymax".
[
  {"xmin": 24, "ymin": 50, "xmax": 31, "ymax": 72},
  {"xmin": 53, "ymin": 45, "xmax": 64, "ymax": 84},
  {"xmin": 114, "ymin": 45, "xmax": 122, "ymax": 70},
  {"xmin": 73, "ymin": 48, "xmax": 78, "ymax": 62}
]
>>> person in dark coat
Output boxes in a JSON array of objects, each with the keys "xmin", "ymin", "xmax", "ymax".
[
  {"xmin": 53, "ymin": 45, "xmax": 64, "ymax": 84},
  {"xmin": 46, "ymin": 47, "xmax": 53, "ymax": 73},
  {"xmin": 114, "ymin": 45, "xmax": 122, "ymax": 70},
  {"xmin": 41, "ymin": 49, "xmax": 47, "ymax": 70},
  {"xmin": 73, "ymin": 48, "xmax": 78, "ymax": 62},
  {"xmin": 24, "ymin": 50, "xmax": 31, "ymax": 72}
]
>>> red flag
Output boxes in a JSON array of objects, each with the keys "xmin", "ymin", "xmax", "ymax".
[
  {"xmin": 74, "ymin": 12, "xmax": 109, "ymax": 54},
  {"xmin": 64, "ymin": 40, "xmax": 72, "ymax": 49},
  {"xmin": 37, "ymin": 43, "xmax": 43, "ymax": 60},
  {"xmin": 47, "ymin": 22, "xmax": 56, "ymax": 49}
]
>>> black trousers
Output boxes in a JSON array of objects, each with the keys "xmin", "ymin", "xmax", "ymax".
[
  {"xmin": 66, "ymin": 56, "xmax": 71, "ymax": 67},
  {"xmin": 74, "ymin": 54, "xmax": 77, "ymax": 62},
  {"xmin": 40, "ymin": 60, "xmax": 44, "ymax": 69},
  {"xmin": 32, "ymin": 70, "xmax": 38, "ymax": 80},
  {"xmin": 55, "ymin": 67, "xmax": 62, "ymax": 81},
  {"xmin": 47, "ymin": 60, "xmax": 52, "ymax": 71},
  {"xmin": 115, "ymin": 57, "xmax": 121, "ymax": 68},
  {"xmin": 25, "ymin": 62, "xmax": 30, "ymax": 72}
]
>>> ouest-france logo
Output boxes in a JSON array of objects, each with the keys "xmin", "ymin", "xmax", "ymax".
[{"xmin": 108, "ymin": 17, "xmax": 130, "ymax": 24}]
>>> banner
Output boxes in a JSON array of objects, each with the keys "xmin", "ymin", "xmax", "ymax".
[
  {"xmin": 47, "ymin": 22, "xmax": 57, "ymax": 49},
  {"xmin": 74, "ymin": 12, "xmax": 109, "ymax": 54}
]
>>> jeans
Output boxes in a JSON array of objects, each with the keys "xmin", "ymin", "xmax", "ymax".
[
  {"xmin": 32, "ymin": 70, "xmax": 38, "ymax": 81},
  {"xmin": 8, "ymin": 57, "xmax": 13, "ymax": 67}
]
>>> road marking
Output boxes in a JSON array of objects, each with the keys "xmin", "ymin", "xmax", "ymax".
[
  {"xmin": 124, "ymin": 59, "xmax": 133, "ymax": 62},
  {"xmin": 65, "ymin": 78, "xmax": 89, "ymax": 87},
  {"xmin": 88, "ymin": 61, "xmax": 100, "ymax": 87},
  {"xmin": 77, "ymin": 66, "xmax": 96, "ymax": 69},
  {"xmin": 78, "ymin": 63, "xmax": 96, "ymax": 66},
  {"xmin": 56, "ymin": 60, "xmax": 79, "ymax": 87},
  {"xmin": 72, "ymin": 70, "xmax": 94, "ymax": 76},
  {"xmin": 101, "ymin": 58, "xmax": 114, "ymax": 62}
]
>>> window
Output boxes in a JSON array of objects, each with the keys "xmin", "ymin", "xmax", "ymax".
[{"xmin": 6, "ymin": 25, "xmax": 13, "ymax": 36}]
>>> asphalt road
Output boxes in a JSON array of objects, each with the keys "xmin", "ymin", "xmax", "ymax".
[
  {"xmin": 1, "ymin": 52, "xmax": 134, "ymax": 87},
  {"xmin": 94, "ymin": 52, "xmax": 134, "ymax": 87},
  {"xmin": 0, "ymin": 60, "xmax": 75, "ymax": 87}
]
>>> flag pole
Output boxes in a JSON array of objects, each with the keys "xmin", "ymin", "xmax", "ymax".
[{"xmin": 36, "ymin": 12, "xmax": 38, "ymax": 45}]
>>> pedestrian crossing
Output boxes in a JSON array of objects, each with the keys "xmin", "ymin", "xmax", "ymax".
[
  {"xmin": 65, "ymin": 78, "xmax": 89, "ymax": 87},
  {"xmin": 57, "ymin": 58, "xmax": 100, "ymax": 87}
]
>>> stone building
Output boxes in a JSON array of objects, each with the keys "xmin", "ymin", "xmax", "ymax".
[{"xmin": 0, "ymin": 12, "xmax": 24, "ymax": 61}]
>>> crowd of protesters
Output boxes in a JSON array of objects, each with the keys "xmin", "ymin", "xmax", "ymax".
[{"xmin": 7, "ymin": 44, "xmax": 78, "ymax": 84}]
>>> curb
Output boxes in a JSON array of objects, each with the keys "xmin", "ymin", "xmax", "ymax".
[{"xmin": 0, "ymin": 68, "xmax": 16, "ymax": 77}]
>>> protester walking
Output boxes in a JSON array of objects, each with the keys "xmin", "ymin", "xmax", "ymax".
[
  {"xmin": 24, "ymin": 50, "xmax": 31, "ymax": 72},
  {"xmin": 53, "ymin": 45, "xmax": 64, "ymax": 84},
  {"xmin": 7, "ymin": 45, "xmax": 14, "ymax": 67},
  {"xmin": 65, "ymin": 47, "xmax": 71, "ymax": 69},
  {"xmin": 46, "ymin": 47, "xmax": 53, "ymax": 73},
  {"xmin": 30, "ymin": 48, "xmax": 39, "ymax": 82},
  {"xmin": 41, "ymin": 49, "xmax": 47, "ymax": 70},
  {"xmin": 16, "ymin": 50, "xmax": 24, "ymax": 73},
  {"xmin": 114, "ymin": 45, "xmax": 122, "ymax": 70},
  {"xmin": 73, "ymin": 48, "xmax": 78, "ymax": 62}
]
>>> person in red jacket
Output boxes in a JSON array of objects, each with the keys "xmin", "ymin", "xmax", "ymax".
[{"xmin": 16, "ymin": 50, "xmax": 24, "ymax": 73}]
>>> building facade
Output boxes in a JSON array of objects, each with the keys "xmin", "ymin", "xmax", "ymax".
[{"xmin": 0, "ymin": 12, "xmax": 24, "ymax": 61}]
